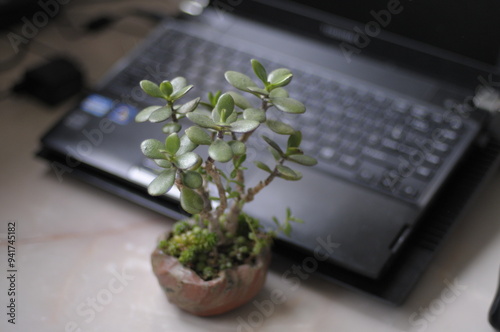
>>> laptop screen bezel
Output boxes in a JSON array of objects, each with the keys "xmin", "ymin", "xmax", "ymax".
[{"xmin": 212, "ymin": 0, "xmax": 500, "ymax": 81}]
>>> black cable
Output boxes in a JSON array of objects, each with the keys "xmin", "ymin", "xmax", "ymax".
[
  {"xmin": 53, "ymin": 6, "xmax": 168, "ymax": 40},
  {"xmin": 0, "ymin": 5, "xmax": 170, "ymax": 101}
]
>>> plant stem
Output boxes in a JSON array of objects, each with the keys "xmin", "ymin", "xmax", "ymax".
[
  {"xmin": 226, "ymin": 98, "xmax": 273, "ymax": 234},
  {"xmin": 205, "ymin": 157, "xmax": 227, "ymax": 221},
  {"xmin": 244, "ymin": 158, "xmax": 283, "ymax": 203}
]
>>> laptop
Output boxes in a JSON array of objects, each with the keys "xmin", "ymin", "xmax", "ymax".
[{"xmin": 38, "ymin": 0, "xmax": 500, "ymax": 303}]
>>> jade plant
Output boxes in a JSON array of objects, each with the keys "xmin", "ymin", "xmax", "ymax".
[{"xmin": 136, "ymin": 59, "xmax": 317, "ymax": 280}]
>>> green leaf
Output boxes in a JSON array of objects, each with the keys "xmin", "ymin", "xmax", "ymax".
[
  {"xmin": 176, "ymin": 97, "xmax": 200, "ymax": 114},
  {"xmin": 185, "ymin": 126, "xmax": 212, "ymax": 145},
  {"xmin": 180, "ymin": 187, "xmax": 204, "ymax": 214},
  {"xmin": 147, "ymin": 169, "xmax": 175, "ymax": 196},
  {"xmin": 177, "ymin": 134, "xmax": 198, "ymax": 155},
  {"xmin": 230, "ymin": 120, "xmax": 260, "ymax": 133},
  {"xmin": 140, "ymin": 139, "xmax": 165, "ymax": 159},
  {"xmin": 282, "ymin": 220, "xmax": 292, "ymax": 236},
  {"xmin": 165, "ymin": 133, "xmax": 180, "ymax": 155},
  {"xmin": 261, "ymin": 135, "xmax": 284, "ymax": 155},
  {"xmin": 233, "ymin": 153, "xmax": 246, "ymax": 168},
  {"xmin": 276, "ymin": 165, "xmax": 302, "ymax": 181},
  {"xmin": 224, "ymin": 71, "xmax": 259, "ymax": 92},
  {"xmin": 209, "ymin": 139, "xmax": 233, "ymax": 163},
  {"xmin": 175, "ymin": 152, "xmax": 201, "ymax": 170},
  {"xmin": 270, "ymin": 97, "xmax": 306, "ymax": 114},
  {"xmin": 269, "ymin": 146, "xmax": 281, "ymax": 161},
  {"xmin": 228, "ymin": 140, "xmax": 246, "ymax": 155},
  {"xmin": 269, "ymin": 88, "xmax": 289, "ymax": 98},
  {"xmin": 267, "ymin": 68, "xmax": 293, "ymax": 87},
  {"xmin": 292, "ymin": 216, "xmax": 305, "ymax": 223},
  {"xmin": 149, "ymin": 106, "xmax": 172, "ymax": 123},
  {"xmin": 154, "ymin": 159, "xmax": 172, "ymax": 168},
  {"xmin": 170, "ymin": 85, "xmax": 193, "ymax": 101},
  {"xmin": 213, "ymin": 93, "xmax": 235, "ymax": 123},
  {"xmin": 159, "ymin": 81, "xmax": 173, "ymax": 97},
  {"xmin": 251, "ymin": 59, "xmax": 268, "ymax": 84},
  {"xmin": 288, "ymin": 208, "xmax": 304, "ymax": 224},
  {"xmin": 182, "ymin": 171, "xmax": 203, "ymax": 189},
  {"xmin": 135, "ymin": 105, "xmax": 161, "ymax": 122},
  {"xmin": 162, "ymin": 122, "xmax": 182, "ymax": 134},
  {"xmin": 227, "ymin": 91, "xmax": 252, "ymax": 109},
  {"xmin": 208, "ymin": 90, "xmax": 222, "ymax": 106},
  {"xmin": 227, "ymin": 190, "xmax": 240, "ymax": 198},
  {"xmin": 247, "ymin": 86, "xmax": 268, "ymax": 95},
  {"xmin": 140, "ymin": 80, "xmax": 163, "ymax": 98},
  {"xmin": 266, "ymin": 119, "xmax": 295, "ymax": 135},
  {"xmin": 171, "ymin": 77, "xmax": 187, "ymax": 93},
  {"xmin": 287, "ymin": 154, "xmax": 318, "ymax": 166},
  {"xmin": 186, "ymin": 112, "xmax": 217, "ymax": 129},
  {"xmin": 287, "ymin": 131, "xmax": 302, "ymax": 149},
  {"xmin": 224, "ymin": 110, "xmax": 238, "ymax": 124},
  {"xmin": 254, "ymin": 161, "xmax": 272, "ymax": 173},
  {"xmin": 243, "ymin": 108, "xmax": 266, "ymax": 123}
]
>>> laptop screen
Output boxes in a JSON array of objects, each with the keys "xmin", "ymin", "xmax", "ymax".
[{"xmin": 231, "ymin": 0, "xmax": 500, "ymax": 70}]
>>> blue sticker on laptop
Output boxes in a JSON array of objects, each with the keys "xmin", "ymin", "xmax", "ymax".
[
  {"xmin": 80, "ymin": 94, "xmax": 114, "ymax": 117},
  {"xmin": 108, "ymin": 103, "xmax": 138, "ymax": 125}
]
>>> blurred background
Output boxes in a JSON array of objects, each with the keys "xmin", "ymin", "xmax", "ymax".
[{"xmin": 0, "ymin": 0, "xmax": 187, "ymax": 105}]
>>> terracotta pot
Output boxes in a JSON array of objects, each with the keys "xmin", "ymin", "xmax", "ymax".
[{"xmin": 151, "ymin": 233, "xmax": 272, "ymax": 316}]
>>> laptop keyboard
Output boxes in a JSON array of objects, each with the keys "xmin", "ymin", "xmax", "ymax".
[{"xmin": 105, "ymin": 28, "xmax": 467, "ymax": 204}]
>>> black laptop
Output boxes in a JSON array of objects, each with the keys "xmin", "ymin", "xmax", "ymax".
[{"xmin": 38, "ymin": 0, "xmax": 500, "ymax": 303}]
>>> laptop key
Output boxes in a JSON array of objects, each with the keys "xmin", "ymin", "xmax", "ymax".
[
  {"xmin": 390, "ymin": 124, "xmax": 405, "ymax": 140},
  {"xmin": 415, "ymin": 166, "xmax": 434, "ymax": 179},
  {"xmin": 392, "ymin": 99, "xmax": 411, "ymax": 113},
  {"xmin": 361, "ymin": 146, "xmax": 400, "ymax": 169},
  {"xmin": 410, "ymin": 119, "xmax": 430, "ymax": 132},
  {"xmin": 401, "ymin": 184, "xmax": 419, "ymax": 198},
  {"xmin": 318, "ymin": 147, "xmax": 337, "ymax": 161},
  {"xmin": 339, "ymin": 154, "xmax": 359, "ymax": 169},
  {"xmin": 381, "ymin": 138, "xmax": 399, "ymax": 151},
  {"xmin": 379, "ymin": 169, "xmax": 401, "ymax": 193},
  {"xmin": 358, "ymin": 168, "xmax": 375, "ymax": 183},
  {"xmin": 399, "ymin": 177, "xmax": 426, "ymax": 199},
  {"xmin": 410, "ymin": 105, "xmax": 430, "ymax": 119},
  {"xmin": 425, "ymin": 154, "xmax": 441, "ymax": 166},
  {"xmin": 438, "ymin": 128, "xmax": 459, "ymax": 141}
]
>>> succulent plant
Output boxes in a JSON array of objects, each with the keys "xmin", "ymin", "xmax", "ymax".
[{"xmin": 137, "ymin": 59, "xmax": 317, "ymax": 279}]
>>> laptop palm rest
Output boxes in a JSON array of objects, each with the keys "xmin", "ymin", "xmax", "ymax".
[{"xmin": 248, "ymin": 165, "xmax": 419, "ymax": 280}]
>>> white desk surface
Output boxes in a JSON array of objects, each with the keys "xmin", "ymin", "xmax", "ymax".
[{"xmin": 1, "ymin": 2, "xmax": 499, "ymax": 331}]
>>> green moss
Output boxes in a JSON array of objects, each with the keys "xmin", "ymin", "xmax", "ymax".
[{"xmin": 158, "ymin": 216, "xmax": 271, "ymax": 280}]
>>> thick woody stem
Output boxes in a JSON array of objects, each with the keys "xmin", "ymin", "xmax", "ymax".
[
  {"xmin": 205, "ymin": 157, "xmax": 227, "ymax": 221},
  {"xmin": 225, "ymin": 146, "xmax": 247, "ymax": 236},
  {"xmin": 224, "ymin": 201, "xmax": 242, "ymax": 236},
  {"xmin": 223, "ymin": 167, "xmax": 277, "ymax": 236},
  {"xmin": 195, "ymin": 186, "xmax": 213, "ymax": 222}
]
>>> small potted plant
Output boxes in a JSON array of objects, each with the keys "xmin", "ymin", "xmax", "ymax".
[{"xmin": 136, "ymin": 59, "xmax": 317, "ymax": 316}]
